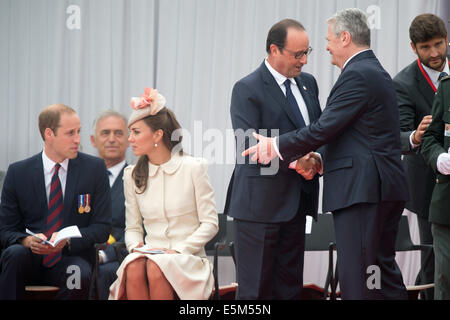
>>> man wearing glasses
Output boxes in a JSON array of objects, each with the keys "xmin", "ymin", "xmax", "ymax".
[
  {"xmin": 242, "ymin": 9, "xmax": 409, "ymax": 299},
  {"xmin": 224, "ymin": 19, "xmax": 321, "ymax": 299}
]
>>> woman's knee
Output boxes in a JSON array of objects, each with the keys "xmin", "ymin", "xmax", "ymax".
[
  {"xmin": 125, "ymin": 258, "xmax": 147, "ymax": 282},
  {"xmin": 146, "ymin": 260, "xmax": 166, "ymax": 282}
]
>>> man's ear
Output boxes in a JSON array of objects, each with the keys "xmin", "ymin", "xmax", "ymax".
[
  {"xmin": 410, "ymin": 42, "xmax": 417, "ymax": 55},
  {"xmin": 270, "ymin": 43, "xmax": 280, "ymax": 56},
  {"xmin": 44, "ymin": 128, "xmax": 54, "ymax": 141},
  {"xmin": 90, "ymin": 134, "xmax": 97, "ymax": 148},
  {"xmin": 341, "ymin": 31, "xmax": 351, "ymax": 46}
]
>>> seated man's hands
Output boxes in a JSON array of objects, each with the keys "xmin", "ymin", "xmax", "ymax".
[
  {"xmin": 22, "ymin": 232, "xmax": 67, "ymax": 255},
  {"xmin": 294, "ymin": 152, "xmax": 322, "ymax": 180}
]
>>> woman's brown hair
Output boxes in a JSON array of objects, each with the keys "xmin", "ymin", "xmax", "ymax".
[{"xmin": 132, "ymin": 107, "xmax": 183, "ymax": 193}]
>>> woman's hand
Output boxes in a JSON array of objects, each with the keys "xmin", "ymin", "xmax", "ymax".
[
  {"xmin": 132, "ymin": 242, "xmax": 144, "ymax": 253},
  {"xmin": 164, "ymin": 249, "xmax": 180, "ymax": 254}
]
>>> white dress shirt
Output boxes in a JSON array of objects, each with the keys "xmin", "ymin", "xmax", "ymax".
[
  {"xmin": 107, "ymin": 160, "xmax": 127, "ymax": 187},
  {"xmin": 422, "ymin": 58, "xmax": 449, "ymax": 91},
  {"xmin": 264, "ymin": 59, "xmax": 310, "ymax": 125},
  {"xmin": 42, "ymin": 150, "xmax": 69, "ymax": 204},
  {"xmin": 265, "ymin": 59, "xmax": 312, "ymax": 163}
]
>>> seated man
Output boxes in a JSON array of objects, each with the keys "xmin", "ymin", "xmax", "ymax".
[
  {"xmin": 90, "ymin": 110, "xmax": 129, "ymax": 300},
  {"xmin": 0, "ymin": 104, "xmax": 111, "ymax": 299}
]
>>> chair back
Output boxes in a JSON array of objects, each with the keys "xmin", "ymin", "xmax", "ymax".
[
  {"xmin": 304, "ymin": 213, "xmax": 338, "ymax": 300},
  {"xmin": 305, "ymin": 214, "xmax": 336, "ymax": 251},
  {"xmin": 205, "ymin": 213, "xmax": 227, "ymax": 253},
  {"xmin": 395, "ymin": 215, "xmax": 416, "ymax": 251}
]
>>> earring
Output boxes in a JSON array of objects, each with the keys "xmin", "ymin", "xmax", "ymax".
[{"xmin": 154, "ymin": 143, "xmax": 158, "ymax": 147}]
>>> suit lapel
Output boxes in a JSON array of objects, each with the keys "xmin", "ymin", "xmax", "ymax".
[
  {"xmin": 111, "ymin": 164, "xmax": 126, "ymax": 196},
  {"xmin": 64, "ymin": 157, "xmax": 80, "ymax": 223},
  {"xmin": 414, "ymin": 63, "xmax": 435, "ymax": 107},
  {"xmin": 260, "ymin": 63, "xmax": 304, "ymax": 128},
  {"xmin": 295, "ymin": 77, "xmax": 319, "ymax": 122},
  {"xmin": 33, "ymin": 152, "xmax": 49, "ymax": 222}
]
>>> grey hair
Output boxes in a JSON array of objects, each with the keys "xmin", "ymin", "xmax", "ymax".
[
  {"xmin": 92, "ymin": 109, "xmax": 128, "ymax": 134},
  {"xmin": 327, "ymin": 8, "xmax": 371, "ymax": 47}
]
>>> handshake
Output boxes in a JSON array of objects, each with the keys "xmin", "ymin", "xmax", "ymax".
[{"xmin": 289, "ymin": 152, "xmax": 322, "ymax": 180}]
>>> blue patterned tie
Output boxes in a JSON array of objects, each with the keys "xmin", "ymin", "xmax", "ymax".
[
  {"xmin": 43, "ymin": 164, "xmax": 63, "ymax": 268},
  {"xmin": 284, "ymin": 79, "xmax": 306, "ymax": 128},
  {"xmin": 438, "ymin": 72, "xmax": 448, "ymax": 82}
]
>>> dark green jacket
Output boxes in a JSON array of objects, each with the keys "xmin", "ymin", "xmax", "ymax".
[{"xmin": 421, "ymin": 76, "xmax": 450, "ymax": 225}]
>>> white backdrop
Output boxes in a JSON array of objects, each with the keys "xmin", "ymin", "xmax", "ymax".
[{"xmin": 1, "ymin": 0, "xmax": 449, "ymax": 289}]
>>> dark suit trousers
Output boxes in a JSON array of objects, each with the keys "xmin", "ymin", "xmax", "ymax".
[
  {"xmin": 233, "ymin": 212, "xmax": 306, "ymax": 300},
  {"xmin": 431, "ymin": 223, "xmax": 450, "ymax": 300},
  {"xmin": 0, "ymin": 244, "xmax": 92, "ymax": 299},
  {"xmin": 333, "ymin": 201, "xmax": 408, "ymax": 300}
]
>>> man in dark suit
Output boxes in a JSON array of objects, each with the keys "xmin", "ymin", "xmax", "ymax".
[
  {"xmin": 0, "ymin": 104, "xmax": 111, "ymax": 300},
  {"xmin": 224, "ymin": 19, "xmax": 322, "ymax": 300},
  {"xmin": 393, "ymin": 13, "xmax": 449, "ymax": 299},
  {"xmin": 90, "ymin": 110, "xmax": 129, "ymax": 300},
  {"xmin": 421, "ymin": 74, "xmax": 450, "ymax": 300},
  {"xmin": 244, "ymin": 9, "xmax": 409, "ymax": 299}
]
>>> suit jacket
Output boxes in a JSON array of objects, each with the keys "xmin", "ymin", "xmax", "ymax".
[
  {"xmin": 103, "ymin": 164, "xmax": 126, "ymax": 262},
  {"xmin": 224, "ymin": 62, "xmax": 322, "ymax": 223},
  {"xmin": 0, "ymin": 152, "xmax": 112, "ymax": 264},
  {"xmin": 393, "ymin": 60, "xmax": 438, "ymax": 218},
  {"xmin": 278, "ymin": 50, "xmax": 409, "ymax": 213},
  {"xmin": 421, "ymin": 76, "xmax": 450, "ymax": 225}
]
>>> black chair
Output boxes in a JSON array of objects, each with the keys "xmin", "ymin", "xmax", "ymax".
[
  {"xmin": 304, "ymin": 213, "xmax": 339, "ymax": 300},
  {"xmin": 395, "ymin": 215, "xmax": 434, "ymax": 300},
  {"xmin": 89, "ymin": 241, "xmax": 127, "ymax": 300},
  {"xmin": 206, "ymin": 213, "xmax": 233, "ymax": 300}
]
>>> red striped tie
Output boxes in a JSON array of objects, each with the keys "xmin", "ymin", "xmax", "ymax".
[{"xmin": 42, "ymin": 163, "xmax": 63, "ymax": 268}]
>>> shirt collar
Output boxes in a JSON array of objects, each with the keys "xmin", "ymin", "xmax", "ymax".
[
  {"xmin": 265, "ymin": 58, "xmax": 296, "ymax": 87},
  {"xmin": 422, "ymin": 58, "xmax": 450, "ymax": 85},
  {"xmin": 148, "ymin": 152, "xmax": 183, "ymax": 177},
  {"xmin": 108, "ymin": 160, "xmax": 127, "ymax": 179},
  {"xmin": 342, "ymin": 49, "xmax": 371, "ymax": 70},
  {"xmin": 42, "ymin": 150, "xmax": 69, "ymax": 174}
]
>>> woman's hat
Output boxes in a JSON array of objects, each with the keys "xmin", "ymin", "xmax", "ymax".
[{"xmin": 128, "ymin": 87, "xmax": 166, "ymax": 127}]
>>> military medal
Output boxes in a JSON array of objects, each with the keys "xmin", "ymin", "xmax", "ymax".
[
  {"xmin": 84, "ymin": 194, "xmax": 91, "ymax": 213},
  {"xmin": 78, "ymin": 194, "xmax": 85, "ymax": 214}
]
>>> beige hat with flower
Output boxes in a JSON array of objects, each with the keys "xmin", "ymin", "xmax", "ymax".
[{"xmin": 128, "ymin": 87, "xmax": 166, "ymax": 127}]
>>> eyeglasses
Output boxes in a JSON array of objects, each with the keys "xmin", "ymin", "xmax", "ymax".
[{"xmin": 282, "ymin": 46, "xmax": 313, "ymax": 59}]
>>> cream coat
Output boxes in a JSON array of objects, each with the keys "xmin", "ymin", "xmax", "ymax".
[{"xmin": 109, "ymin": 153, "xmax": 218, "ymax": 300}]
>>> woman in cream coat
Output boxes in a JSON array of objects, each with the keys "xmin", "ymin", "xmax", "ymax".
[{"xmin": 109, "ymin": 88, "xmax": 218, "ymax": 300}]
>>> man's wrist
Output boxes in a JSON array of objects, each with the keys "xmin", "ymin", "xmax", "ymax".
[
  {"xmin": 410, "ymin": 130, "xmax": 420, "ymax": 146},
  {"xmin": 272, "ymin": 137, "xmax": 283, "ymax": 161}
]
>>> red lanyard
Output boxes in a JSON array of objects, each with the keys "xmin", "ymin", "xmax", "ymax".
[{"xmin": 417, "ymin": 59, "xmax": 450, "ymax": 93}]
